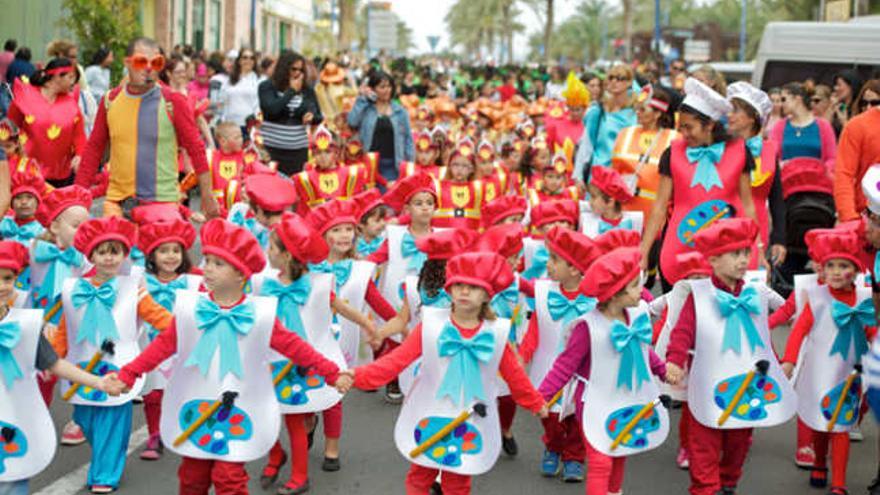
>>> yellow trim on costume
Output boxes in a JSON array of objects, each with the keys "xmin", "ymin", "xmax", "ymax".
[
  {"xmin": 297, "ymin": 172, "xmax": 320, "ymax": 206},
  {"xmin": 345, "ymin": 165, "xmax": 360, "ymax": 197}
]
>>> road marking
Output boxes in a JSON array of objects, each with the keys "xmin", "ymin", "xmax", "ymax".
[{"xmin": 34, "ymin": 425, "xmax": 150, "ymax": 495}]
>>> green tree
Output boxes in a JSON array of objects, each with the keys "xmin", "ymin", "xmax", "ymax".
[
  {"xmin": 528, "ymin": 0, "xmax": 616, "ymax": 63},
  {"xmin": 61, "ymin": 0, "xmax": 140, "ymax": 84},
  {"xmin": 446, "ymin": 0, "xmax": 525, "ymax": 62}
]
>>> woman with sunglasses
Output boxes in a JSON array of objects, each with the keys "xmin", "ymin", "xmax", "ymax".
[
  {"xmin": 220, "ymin": 49, "xmax": 261, "ymax": 140},
  {"xmin": 770, "ymin": 82, "xmax": 837, "ymax": 172},
  {"xmin": 258, "ymin": 50, "xmax": 324, "ymax": 176},
  {"xmin": 834, "ymin": 78, "xmax": 880, "ymax": 223},
  {"xmin": 7, "ymin": 57, "xmax": 85, "ymax": 188},
  {"xmin": 810, "ymin": 84, "xmax": 834, "ymax": 122}
]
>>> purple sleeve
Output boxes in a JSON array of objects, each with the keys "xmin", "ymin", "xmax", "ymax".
[
  {"xmin": 648, "ymin": 348, "xmax": 666, "ymax": 380},
  {"xmin": 537, "ymin": 321, "xmax": 590, "ymax": 401}
]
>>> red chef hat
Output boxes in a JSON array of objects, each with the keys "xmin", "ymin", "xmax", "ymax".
[
  {"xmin": 307, "ymin": 199, "xmax": 358, "ymax": 236},
  {"xmin": 804, "ymin": 228, "xmax": 835, "ymax": 263},
  {"xmin": 579, "ymin": 247, "xmax": 642, "ymax": 303},
  {"xmin": 0, "ymin": 241, "xmax": 30, "ymax": 274},
  {"xmin": 130, "ymin": 203, "xmax": 186, "ymax": 224},
  {"xmin": 74, "ymin": 217, "xmax": 137, "ymax": 257},
  {"xmin": 10, "ymin": 171, "xmax": 45, "ymax": 201},
  {"xmin": 594, "ymin": 229, "xmax": 641, "ymax": 254},
  {"xmin": 477, "ymin": 223, "xmax": 524, "ymax": 259},
  {"xmin": 274, "ymin": 212, "xmax": 329, "ymax": 264},
  {"xmin": 810, "ymin": 228, "xmax": 864, "ymax": 270},
  {"xmin": 351, "ymin": 189, "xmax": 384, "ymax": 222},
  {"xmin": 530, "ymin": 199, "xmax": 578, "ymax": 229},
  {"xmin": 244, "ymin": 174, "xmax": 298, "ymax": 213},
  {"xmin": 780, "ymin": 157, "xmax": 833, "ymax": 199},
  {"xmin": 200, "ymin": 218, "xmax": 266, "ymax": 277},
  {"xmin": 590, "ymin": 165, "xmax": 634, "ymax": 204},
  {"xmin": 672, "ymin": 252, "xmax": 712, "ymax": 284},
  {"xmin": 35, "ymin": 185, "xmax": 93, "ymax": 228},
  {"xmin": 692, "ymin": 218, "xmax": 758, "ymax": 258},
  {"xmin": 415, "ymin": 228, "xmax": 480, "ymax": 261},
  {"xmin": 545, "ymin": 226, "xmax": 600, "ymax": 273},
  {"xmin": 138, "ymin": 218, "xmax": 197, "ymax": 255},
  {"xmin": 481, "ymin": 195, "xmax": 527, "ymax": 227},
  {"xmin": 445, "ymin": 252, "xmax": 515, "ymax": 298},
  {"xmin": 383, "ymin": 172, "xmax": 437, "ymax": 212}
]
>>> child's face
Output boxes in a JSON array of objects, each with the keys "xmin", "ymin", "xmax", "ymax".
[
  {"xmin": 362, "ymin": 211, "xmax": 387, "ymax": 239},
  {"xmin": 325, "ymin": 223, "xmax": 356, "ymax": 255},
  {"xmin": 823, "ymin": 258, "xmax": 857, "ymax": 290},
  {"xmin": 476, "ymin": 159, "xmax": 495, "ymax": 177},
  {"xmin": 709, "ymin": 249, "xmax": 751, "ymax": 282},
  {"xmin": 314, "ymin": 148, "xmax": 338, "ymax": 170},
  {"xmin": 405, "ymin": 192, "xmax": 436, "ymax": 226},
  {"xmin": 0, "ymin": 267, "xmax": 16, "ymax": 303},
  {"xmin": 532, "ymin": 148, "xmax": 550, "ymax": 168},
  {"xmin": 202, "ymin": 254, "xmax": 245, "ymax": 292},
  {"xmin": 506, "ymin": 150, "xmax": 523, "ymax": 169},
  {"xmin": 542, "ymin": 170, "xmax": 565, "ymax": 194},
  {"xmin": 266, "ymin": 234, "xmax": 289, "ymax": 271},
  {"xmin": 416, "ymin": 148, "xmax": 437, "ymax": 165},
  {"xmin": 154, "ymin": 242, "xmax": 184, "ymax": 275},
  {"xmin": 500, "ymin": 213, "xmax": 524, "ymax": 225},
  {"xmin": 11, "ymin": 193, "xmax": 38, "ymax": 219},
  {"xmin": 546, "ymin": 250, "xmax": 580, "ymax": 283},
  {"xmin": 90, "ymin": 241, "xmax": 126, "ymax": 279},
  {"xmin": 587, "ymin": 185, "xmax": 614, "ymax": 217},
  {"xmin": 449, "ymin": 283, "xmax": 489, "ymax": 313},
  {"xmin": 254, "ymin": 207, "xmax": 283, "ymax": 228},
  {"xmin": 51, "ymin": 206, "xmax": 90, "ymax": 248},
  {"xmin": 448, "ymin": 157, "xmax": 473, "ymax": 181},
  {"xmin": 610, "ymin": 275, "xmax": 642, "ymax": 308},
  {"xmin": 218, "ymin": 130, "xmax": 243, "ymax": 153}
]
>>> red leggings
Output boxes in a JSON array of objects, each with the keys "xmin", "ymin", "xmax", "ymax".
[
  {"xmin": 498, "ymin": 395, "xmax": 516, "ymax": 432},
  {"xmin": 541, "ymin": 412, "xmax": 586, "ymax": 461},
  {"xmin": 178, "ymin": 456, "xmax": 248, "ymax": 495},
  {"xmin": 679, "ymin": 402, "xmax": 692, "ymax": 450},
  {"xmin": 812, "ymin": 430, "xmax": 850, "ymax": 489},
  {"xmin": 405, "ymin": 464, "xmax": 471, "ymax": 494},
  {"xmin": 143, "ymin": 389, "xmax": 163, "ymax": 437},
  {"xmin": 38, "ymin": 372, "xmax": 57, "ymax": 406},
  {"xmin": 584, "ymin": 433, "xmax": 626, "ymax": 495},
  {"xmin": 687, "ymin": 418, "xmax": 752, "ymax": 495},
  {"xmin": 797, "ymin": 417, "xmax": 814, "ymax": 451}
]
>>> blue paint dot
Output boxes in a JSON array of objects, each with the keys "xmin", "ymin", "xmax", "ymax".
[
  {"xmin": 442, "ymin": 454, "xmax": 457, "ymax": 465},
  {"xmin": 822, "ymin": 410, "xmax": 832, "ymax": 420},
  {"xmin": 635, "ymin": 438, "xmax": 646, "ymax": 447},
  {"xmin": 698, "ymin": 211, "xmax": 707, "ymax": 218},
  {"xmin": 210, "ymin": 440, "xmax": 226, "ymax": 453},
  {"xmin": 748, "ymin": 408, "xmax": 762, "ymax": 420},
  {"xmin": 217, "ymin": 407, "xmax": 230, "ymax": 422},
  {"xmin": 453, "ymin": 424, "xmax": 467, "ymax": 437},
  {"xmin": 755, "ymin": 378, "xmax": 766, "ymax": 389},
  {"xmin": 414, "ymin": 430, "xmax": 422, "ymax": 442},
  {"xmin": 714, "ymin": 396, "xmax": 726, "ymax": 408},
  {"xmin": 622, "ymin": 408, "xmax": 634, "ymax": 419}
]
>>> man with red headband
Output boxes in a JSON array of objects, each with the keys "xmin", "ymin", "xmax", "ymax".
[{"xmin": 75, "ymin": 37, "xmax": 220, "ymax": 219}]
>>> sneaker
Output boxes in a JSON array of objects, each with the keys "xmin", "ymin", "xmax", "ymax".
[
  {"xmin": 322, "ymin": 456, "xmax": 340, "ymax": 472},
  {"xmin": 277, "ymin": 479, "xmax": 310, "ymax": 495},
  {"xmin": 90, "ymin": 486, "xmax": 115, "ymax": 494},
  {"xmin": 429, "ymin": 481, "xmax": 442, "ymax": 495},
  {"xmin": 849, "ymin": 425, "xmax": 863, "ymax": 442},
  {"xmin": 718, "ymin": 487, "xmax": 736, "ymax": 495},
  {"xmin": 827, "ymin": 488, "xmax": 848, "ymax": 495},
  {"xmin": 561, "ymin": 461, "xmax": 585, "ymax": 482},
  {"xmin": 795, "ymin": 446, "xmax": 816, "ymax": 469},
  {"xmin": 810, "ymin": 468, "xmax": 828, "ymax": 488},
  {"xmin": 384, "ymin": 382, "xmax": 403, "ymax": 404},
  {"xmin": 541, "ymin": 450, "xmax": 561, "ymax": 477},
  {"xmin": 139, "ymin": 433, "xmax": 163, "ymax": 460},
  {"xmin": 502, "ymin": 435, "xmax": 518, "ymax": 456},
  {"xmin": 260, "ymin": 451, "xmax": 288, "ymax": 489},
  {"xmin": 61, "ymin": 421, "xmax": 85, "ymax": 446},
  {"xmin": 676, "ymin": 448, "xmax": 690, "ymax": 470}
]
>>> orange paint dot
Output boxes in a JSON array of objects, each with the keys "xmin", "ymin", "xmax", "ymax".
[
  {"xmin": 198, "ymin": 402, "xmax": 210, "ymax": 413},
  {"xmin": 419, "ymin": 419, "xmax": 429, "ymax": 428},
  {"xmin": 4, "ymin": 443, "xmax": 18, "ymax": 453},
  {"xmin": 764, "ymin": 393, "xmax": 777, "ymax": 401},
  {"xmin": 718, "ymin": 382, "xmax": 729, "ymax": 393},
  {"xmin": 462, "ymin": 441, "xmax": 476, "ymax": 451},
  {"xmin": 822, "ymin": 397, "xmax": 831, "ymax": 408},
  {"xmin": 306, "ymin": 377, "xmax": 321, "ymax": 387},
  {"xmin": 229, "ymin": 425, "xmax": 245, "ymax": 436}
]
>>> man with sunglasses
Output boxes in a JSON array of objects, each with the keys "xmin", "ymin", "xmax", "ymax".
[
  {"xmin": 833, "ymin": 81, "xmax": 880, "ymax": 223},
  {"xmin": 75, "ymin": 36, "xmax": 220, "ymax": 219}
]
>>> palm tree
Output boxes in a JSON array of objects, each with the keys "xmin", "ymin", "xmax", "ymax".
[
  {"xmin": 445, "ymin": 0, "xmax": 524, "ymax": 61},
  {"xmin": 396, "ymin": 20, "xmax": 414, "ymax": 55},
  {"xmin": 338, "ymin": 0, "xmax": 359, "ymax": 50}
]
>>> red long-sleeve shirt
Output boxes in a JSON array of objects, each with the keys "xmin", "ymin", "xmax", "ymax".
[
  {"xmin": 365, "ymin": 280, "xmax": 396, "ymax": 320},
  {"xmin": 769, "ymin": 291, "xmax": 797, "ymax": 329},
  {"xmin": 353, "ymin": 320, "xmax": 545, "ymax": 413}
]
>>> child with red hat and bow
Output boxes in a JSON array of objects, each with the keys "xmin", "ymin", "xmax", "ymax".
[
  {"xmin": 521, "ymin": 199, "xmax": 579, "ymax": 281},
  {"xmin": 580, "ymin": 165, "xmax": 643, "ymax": 238},
  {"xmin": 227, "ymin": 173, "xmax": 298, "ymax": 252},
  {"xmin": 1, "ymin": 172, "xmax": 48, "ymax": 292},
  {"xmin": 295, "ymin": 125, "xmax": 368, "ymax": 215},
  {"xmin": 335, "ymin": 251, "xmax": 549, "ymax": 494},
  {"xmin": 115, "ymin": 219, "xmax": 342, "ymax": 495}
]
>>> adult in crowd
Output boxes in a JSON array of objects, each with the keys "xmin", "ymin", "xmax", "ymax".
[
  {"xmin": 7, "ymin": 57, "xmax": 85, "ymax": 187},
  {"xmin": 47, "ymin": 39, "xmax": 97, "ymax": 135},
  {"xmin": 770, "ymin": 82, "xmax": 836, "ymax": 169},
  {"xmin": 347, "ymin": 70, "xmax": 414, "ymax": 183},
  {"xmin": 764, "ymin": 88, "xmax": 783, "ymax": 139},
  {"xmin": 0, "ymin": 39, "xmax": 16, "ymax": 85},
  {"xmin": 660, "ymin": 58, "xmax": 686, "ymax": 91},
  {"xmin": 810, "ymin": 84, "xmax": 833, "ymax": 121},
  {"xmin": 576, "ymin": 63, "xmax": 637, "ymax": 179},
  {"xmin": 544, "ymin": 66, "xmax": 566, "ymax": 100},
  {"xmin": 546, "ymin": 72, "xmax": 588, "ymax": 175},
  {"xmin": 219, "ymin": 48, "xmax": 261, "ymax": 139},
  {"xmin": 161, "ymin": 55, "xmax": 213, "ymax": 151},
  {"xmin": 84, "ymin": 47, "xmax": 114, "ymax": 105},
  {"xmin": 76, "ymin": 37, "xmax": 219, "ymax": 219},
  {"xmin": 5, "ymin": 46, "xmax": 35, "ymax": 82},
  {"xmin": 258, "ymin": 50, "xmax": 323, "ymax": 175},
  {"xmin": 315, "ymin": 60, "xmax": 357, "ymax": 124},
  {"xmin": 690, "ymin": 64, "xmax": 727, "ymax": 95},
  {"xmin": 834, "ymin": 78, "xmax": 880, "ymax": 222},
  {"xmin": 583, "ymin": 72, "xmax": 604, "ymax": 102},
  {"xmin": 831, "ymin": 69, "xmax": 863, "ymax": 135}
]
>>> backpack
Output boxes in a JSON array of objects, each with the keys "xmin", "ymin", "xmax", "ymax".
[{"xmin": 783, "ymin": 191, "xmax": 836, "ymax": 255}]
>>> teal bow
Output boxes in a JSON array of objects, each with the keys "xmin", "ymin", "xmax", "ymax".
[
  {"xmin": 71, "ymin": 278, "xmax": 119, "ymax": 346},
  {"xmin": 610, "ymin": 313, "xmax": 653, "ymax": 390},
  {"xmin": 548, "ymin": 292, "xmax": 597, "ymax": 325},
  {"xmin": 262, "ymin": 277, "xmax": 310, "ymax": 340},
  {"xmin": 0, "ymin": 321, "xmax": 23, "ymax": 389},
  {"xmin": 229, "ymin": 208, "xmax": 268, "ymax": 248},
  {"xmin": 830, "ymin": 299, "xmax": 874, "ymax": 360},
  {"xmin": 420, "ymin": 288, "xmax": 451, "ymax": 308},
  {"xmin": 716, "ymin": 286, "xmax": 764, "ymax": 354},
  {"xmin": 129, "ymin": 246, "xmax": 145, "ymax": 267},
  {"xmin": 685, "ymin": 142, "xmax": 725, "ymax": 192},
  {"xmin": 0, "ymin": 217, "xmax": 43, "ymax": 244},
  {"xmin": 436, "ymin": 322, "xmax": 496, "ymax": 407},
  {"xmin": 309, "ymin": 260, "xmax": 353, "ymax": 290},
  {"xmin": 145, "ymin": 274, "xmax": 188, "ymax": 311},
  {"xmin": 491, "ymin": 283, "xmax": 519, "ymax": 318},
  {"xmin": 598, "ymin": 217, "xmax": 634, "ymax": 235},
  {"xmin": 185, "ymin": 297, "xmax": 255, "ymax": 378},
  {"xmin": 522, "ymin": 244, "xmax": 549, "ymax": 280},
  {"xmin": 401, "ymin": 232, "xmax": 427, "ymax": 272},
  {"xmin": 746, "ymin": 136, "xmax": 763, "ymax": 159},
  {"xmin": 357, "ymin": 236, "xmax": 384, "ymax": 256},
  {"xmin": 33, "ymin": 241, "xmax": 83, "ymax": 311}
]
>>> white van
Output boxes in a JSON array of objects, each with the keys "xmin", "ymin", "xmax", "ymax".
[{"xmin": 752, "ymin": 17, "xmax": 880, "ymax": 89}]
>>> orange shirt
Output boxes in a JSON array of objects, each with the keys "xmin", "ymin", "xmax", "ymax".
[{"xmin": 834, "ymin": 109, "xmax": 880, "ymax": 221}]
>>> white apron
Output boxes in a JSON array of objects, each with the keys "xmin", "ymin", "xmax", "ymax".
[
  {"xmin": 161, "ymin": 291, "xmax": 279, "ymax": 462},
  {"xmin": 399, "ymin": 275, "xmax": 451, "ymax": 396},
  {"xmin": 654, "ymin": 282, "xmax": 694, "ymax": 401},
  {"xmin": 28, "ymin": 241, "xmax": 89, "ymax": 322},
  {"xmin": 336, "ymin": 260, "xmax": 377, "ymax": 368},
  {"xmin": 579, "ymin": 211, "xmax": 644, "ymax": 239},
  {"xmin": 393, "ymin": 307, "xmax": 508, "ymax": 475}
]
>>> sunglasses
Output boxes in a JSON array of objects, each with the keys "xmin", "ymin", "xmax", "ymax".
[
  {"xmin": 671, "ymin": 65, "xmax": 685, "ymax": 71},
  {"xmin": 863, "ymin": 99, "xmax": 880, "ymax": 108},
  {"xmin": 241, "ymin": 54, "xmax": 254, "ymax": 60},
  {"xmin": 290, "ymin": 66, "xmax": 304, "ymax": 73},
  {"xmin": 811, "ymin": 97, "xmax": 823, "ymax": 103},
  {"xmin": 608, "ymin": 75, "xmax": 630, "ymax": 82},
  {"xmin": 126, "ymin": 54, "xmax": 165, "ymax": 72}
]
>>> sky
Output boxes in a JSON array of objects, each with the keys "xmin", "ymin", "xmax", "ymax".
[{"xmin": 390, "ymin": 0, "xmax": 578, "ymax": 58}]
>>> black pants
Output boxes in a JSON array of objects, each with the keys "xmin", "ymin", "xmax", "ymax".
[
  {"xmin": 46, "ymin": 173, "xmax": 75, "ymax": 188},
  {"xmin": 266, "ymin": 146, "xmax": 309, "ymax": 176}
]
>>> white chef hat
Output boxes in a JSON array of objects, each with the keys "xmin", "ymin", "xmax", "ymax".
[
  {"xmin": 861, "ymin": 165, "xmax": 880, "ymax": 215},
  {"xmin": 727, "ymin": 82, "xmax": 773, "ymax": 123},
  {"xmin": 682, "ymin": 77, "xmax": 732, "ymax": 121}
]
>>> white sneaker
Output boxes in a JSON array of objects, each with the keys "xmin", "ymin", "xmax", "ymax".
[{"xmin": 850, "ymin": 425, "xmax": 864, "ymax": 442}]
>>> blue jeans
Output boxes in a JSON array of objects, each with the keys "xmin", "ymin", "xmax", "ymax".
[{"xmin": 378, "ymin": 157, "xmax": 398, "ymax": 190}]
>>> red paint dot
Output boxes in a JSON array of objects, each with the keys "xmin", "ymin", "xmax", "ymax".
[
  {"xmin": 198, "ymin": 434, "xmax": 211, "ymax": 446},
  {"xmin": 609, "ymin": 419, "xmax": 618, "ymax": 432},
  {"xmin": 229, "ymin": 414, "xmax": 244, "ymax": 425}
]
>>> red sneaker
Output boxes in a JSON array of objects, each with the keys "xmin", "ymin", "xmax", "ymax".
[
  {"xmin": 795, "ymin": 446, "xmax": 816, "ymax": 469},
  {"xmin": 676, "ymin": 448, "xmax": 690, "ymax": 470},
  {"xmin": 61, "ymin": 421, "xmax": 85, "ymax": 446}
]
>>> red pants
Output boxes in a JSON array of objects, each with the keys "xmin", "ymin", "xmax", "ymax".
[
  {"xmin": 143, "ymin": 389, "xmax": 163, "ymax": 437},
  {"xmin": 268, "ymin": 414, "xmax": 310, "ymax": 486},
  {"xmin": 584, "ymin": 433, "xmax": 626, "ymax": 495},
  {"xmin": 498, "ymin": 395, "xmax": 516, "ymax": 432},
  {"xmin": 679, "ymin": 402, "xmax": 692, "ymax": 450},
  {"xmin": 797, "ymin": 417, "xmax": 814, "ymax": 451},
  {"xmin": 541, "ymin": 412, "xmax": 585, "ymax": 461},
  {"xmin": 688, "ymin": 418, "xmax": 752, "ymax": 495},
  {"xmin": 38, "ymin": 372, "xmax": 57, "ymax": 406},
  {"xmin": 405, "ymin": 464, "xmax": 471, "ymax": 494},
  {"xmin": 178, "ymin": 456, "xmax": 248, "ymax": 495},
  {"xmin": 321, "ymin": 401, "xmax": 343, "ymax": 438},
  {"xmin": 812, "ymin": 430, "xmax": 850, "ymax": 489}
]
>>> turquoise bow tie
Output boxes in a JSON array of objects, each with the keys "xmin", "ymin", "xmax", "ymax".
[
  {"xmin": 145, "ymin": 274, "xmax": 188, "ymax": 311},
  {"xmin": 0, "ymin": 217, "xmax": 43, "ymax": 244},
  {"xmin": 401, "ymin": 232, "xmax": 427, "ymax": 272},
  {"xmin": 309, "ymin": 260, "xmax": 353, "ymax": 290},
  {"xmin": 598, "ymin": 217, "xmax": 634, "ymax": 235},
  {"xmin": 491, "ymin": 283, "xmax": 519, "ymax": 319},
  {"xmin": 262, "ymin": 277, "xmax": 310, "ymax": 340},
  {"xmin": 357, "ymin": 236, "xmax": 384, "ymax": 256},
  {"xmin": 186, "ymin": 296, "xmax": 255, "ymax": 379},
  {"xmin": 685, "ymin": 142, "xmax": 725, "ymax": 192},
  {"xmin": 746, "ymin": 136, "xmax": 763, "ymax": 159},
  {"xmin": 129, "ymin": 246, "xmax": 145, "ymax": 267},
  {"xmin": 230, "ymin": 209, "xmax": 268, "ymax": 248},
  {"xmin": 522, "ymin": 244, "xmax": 549, "ymax": 280},
  {"xmin": 420, "ymin": 288, "xmax": 451, "ymax": 308},
  {"xmin": 34, "ymin": 241, "xmax": 83, "ymax": 311},
  {"xmin": 830, "ymin": 298, "xmax": 874, "ymax": 360},
  {"xmin": 716, "ymin": 285, "xmax": 764, "ymax": 354},
  {"xmin": 436, "ymin": 322, "xmax": 496, "ymax": 407},
  {"xmin": 0, "ymin": 321, "xmax": 23, "ymax": 389},
  {"xmin": 71, "ymin": 278, "xmax": 119, "ymax": 346},
  {"xmin": 610, "ymin": 313, "xmax": 653, "ymax": 390},
  {"xmin": 547, "ymin": 292, "xmax": 597, "ymax": 325}
]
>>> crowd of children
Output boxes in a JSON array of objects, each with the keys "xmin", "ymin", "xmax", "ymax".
[{"xmin": 2, "ymin": 70, "xmax": 880, "ymax": 495}]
